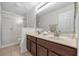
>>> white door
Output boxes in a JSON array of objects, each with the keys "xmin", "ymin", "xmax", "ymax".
[{"xmin": 2, "ymin": 13, "xmax": 18, "ymax": 46}]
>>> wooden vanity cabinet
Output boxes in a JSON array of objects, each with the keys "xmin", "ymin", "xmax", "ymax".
[
  {"xmin": 27, "ymin": 35, "xmax": 37, "ymax": 56},
  {"xmin": 37, "ymin": 45, "xmax": 47, "ymax": 56},
  {"xmin": 37, "ymin": 38, "xmax": 77, "ymax": 56},
  {"xmin": 48, "ymin": 50, "xmax": 58, "ymax": 56},
  {"xmin": 27, "ymin": 38, "xmax": 31, "ymax": 52},
  {"xmin": 30, "ymin": 41, "xmax": 37, "ymax": 56},
  {"xmin": 27, "ymin": 35, "xmax": 77, "ymax": 56}
]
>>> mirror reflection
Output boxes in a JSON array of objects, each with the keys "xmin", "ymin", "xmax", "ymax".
[{"xmin": 36, "ymin": 2, "xmax": 76, "ymax": 38}]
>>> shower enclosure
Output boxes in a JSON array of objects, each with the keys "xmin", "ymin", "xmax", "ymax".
[{"xmin": 0, "ymin": 3, "xmax": 23, "ymax": 48}]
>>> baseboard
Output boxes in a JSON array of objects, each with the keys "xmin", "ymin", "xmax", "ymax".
[{"xmin": 1, "ymin": 41, "xmax": 19, "ymax": 48}]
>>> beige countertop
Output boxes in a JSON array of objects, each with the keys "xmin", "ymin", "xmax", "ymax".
[{"xmin": 27, "ymin": 32, "xmax": 77, "ymax": 48}]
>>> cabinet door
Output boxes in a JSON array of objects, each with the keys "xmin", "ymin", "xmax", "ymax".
[
  {"xmin": 48, "ymin": 50, "xmax": 58, "ymax": 56},
  {"xmin": 37, "ymin": 38, "xmax": 77, "ymax": 56},
  {"xmin": 31, "ymin": 41, "xmax": 37, "ymax": 56},
  {"xmin": 27, "ymin": 39, "xmax": 31, "ymax": 52},
  {"xmin": 37, "ymin": 45, "xmax": 47, "ymax": 56}
]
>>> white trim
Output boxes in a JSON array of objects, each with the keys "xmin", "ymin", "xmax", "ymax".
[{"xmin": 1, "ymin": 41, "xmax": 19, "ymax": 48}]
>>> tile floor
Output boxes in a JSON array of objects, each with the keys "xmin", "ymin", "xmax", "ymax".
[{"xmin": 0, "ymin": 44, "xmax": 32, "ymax": 56}]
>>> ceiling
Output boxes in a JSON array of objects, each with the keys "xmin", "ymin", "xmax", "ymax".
[
  {"xmin": 1, "ymin": 2, "xmax": 74, "ymax": 16},
  {"xmin": 1, "ymin": 2, "xmax": 40, "ymax": 16}
]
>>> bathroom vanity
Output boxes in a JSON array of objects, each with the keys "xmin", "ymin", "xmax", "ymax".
[{"xmin": 26, "ymin": 32, "xmax": 77, "ymax": 56}]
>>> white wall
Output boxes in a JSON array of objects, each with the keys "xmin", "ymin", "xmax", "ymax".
[
  {"xmin": 37, "ymin": 4, "xmax": 74, "ymax": 32},
  {"xmin": 0, "ymin": 3, "xmax": 1, "ymax": 48},
  {"xmin": 1, "ymin": 11, "xmax": 23, "ymax": 47},
  {"xmin": 76, "ymin": 2, "xmax": 79, "ymax": 55},
  {"xmin": 23, "ymin": 7, "xmax": 36, "ymax": 28},
  {"xmin": 23, "ymin": 16, "xmax": 27, "ymax": 27}
]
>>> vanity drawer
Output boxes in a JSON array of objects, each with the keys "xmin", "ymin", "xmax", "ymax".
[
  {"xmin": 37, "ymin": 38, "xmax": 77, "ymax": 56},
  {"xmin": 27, "ymin": 35, "xmax": 36, "ymax": 42}
]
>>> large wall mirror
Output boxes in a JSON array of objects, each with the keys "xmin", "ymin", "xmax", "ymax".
[{"xmin": 36, "ymin": 2, "xmax": 77, "ymax": 38}]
